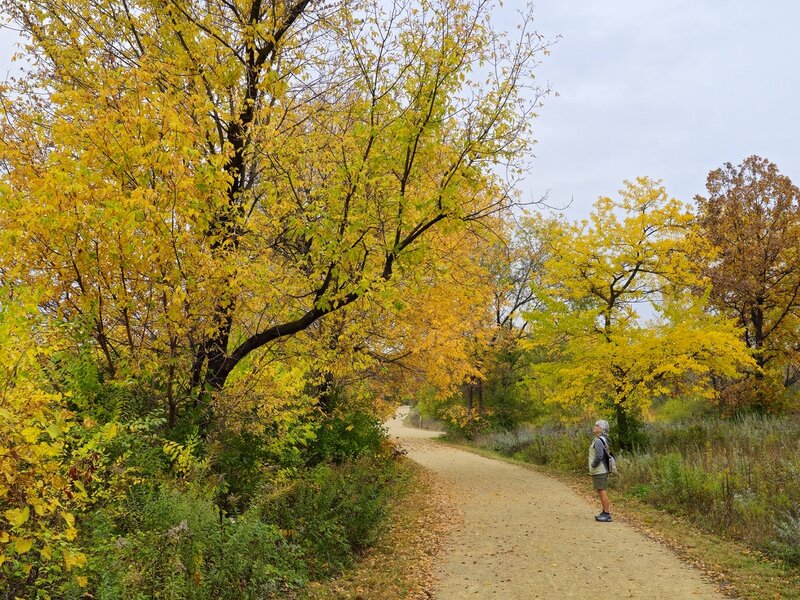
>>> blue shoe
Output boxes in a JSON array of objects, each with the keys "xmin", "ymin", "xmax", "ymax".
[{"xmin": 595, "ymin": 512, "xmax": 612, "ymax": 522}]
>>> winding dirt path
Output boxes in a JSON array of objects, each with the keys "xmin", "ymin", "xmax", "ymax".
[{"xmin": 386, "ymin": 407, "xmax": 727, "ymax": 600}]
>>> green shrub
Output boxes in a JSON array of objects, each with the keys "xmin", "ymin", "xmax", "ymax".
[
  {"xmin": 87, "ymin": 484, "xmax": 307, "ymax": 600},
  {"xmin": 54, "ymin": 410, "xmax": 405, "ymax": 598},
  {"xmin": 77, "ymin": 456, "xmax": 406, "ymax": 598},
  {"xmin": 514, "ymin": 438, "xmax": 550, "ymax": 465},
  {"xmin": 769, "ymin": 510, "xmax": 800, "ymax": 565},
  {"xmin": 630, "ymin": 483, "xmax": 651, "ymax": 500},
  {"xmin": 255, "ymin": 457, "xmax": 402, "ymax": 577},
  {"xmin": 549, "ymin": 432, "xmax": 590, "ymax": 472},
  {"xmin": 651, "ymin": 453, "xmax": 717, "ymax": 514},
  {"xmin": 307, "ymin": 412, "xmax": 387, "ymax": 465},
  {"xmin": 211, "ymin": 430, "xmax": 272, "ymax": 510}
]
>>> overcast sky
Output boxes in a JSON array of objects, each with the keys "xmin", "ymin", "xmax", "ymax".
[
  {"xmin": 2, "ymin": 1, "xmax": 798, "ymax": 222},
  {"xmin": 508, "ymin": 0, "xmax": 800, "ymax": 219}
]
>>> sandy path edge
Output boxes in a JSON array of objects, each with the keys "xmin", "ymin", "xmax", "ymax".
[{"xmin": 386, "ymin": 407, "xmax": 728, "ymax": 600}]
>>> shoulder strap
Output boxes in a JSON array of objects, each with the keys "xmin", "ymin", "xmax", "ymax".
[{"xmin": 598, "ymin": 435, "xmax": 612, "ymax": 467}]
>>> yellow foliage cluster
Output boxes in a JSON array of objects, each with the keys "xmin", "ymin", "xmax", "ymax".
[
  {"xmin": 525, "ymin": 178, "xmax": 755, "ymax": 418},
  {"xmin": 0, "ymin": 294, "xmax": 87, "ymax": 587},
  {"xmin": 0, "ymin": 0, "xmax": 548, "ymax": 431},
  {"xmin": 437, "ymin": 404, "xmax": 492, "ymax": 435},
  {"xmin": 209, "ymin": 223, "xmax": 498, "ymax": 455}
]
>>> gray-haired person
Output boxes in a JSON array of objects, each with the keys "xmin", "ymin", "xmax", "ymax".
[{"xmin": 589, "ymin": 419, "xmax": 612, "ymax": 522}]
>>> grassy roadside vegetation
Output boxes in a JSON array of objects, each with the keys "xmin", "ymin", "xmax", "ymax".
[
  {"xmin": 1, "ymin": 401, "xmax": 424, "ymax": 599},
  {"xmin": 297, "ymin": 458, "xmax": 456, "ymax": 600},
  {"xmin": 446, "ymin": 417, "xmax": 800, "ymax": 600},
  {"xmin": 75, "ymin": 451, "xmax": 416, "ymax": 600}
]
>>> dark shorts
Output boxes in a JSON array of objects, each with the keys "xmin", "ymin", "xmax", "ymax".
[{"xmin": 592, "ymin": 473, "xmax": 609, "ymax": 490}]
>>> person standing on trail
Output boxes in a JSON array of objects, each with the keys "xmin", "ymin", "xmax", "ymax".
[{"xmin": 589, "ymin": 419, "xmax": 612, "ymax": 522}]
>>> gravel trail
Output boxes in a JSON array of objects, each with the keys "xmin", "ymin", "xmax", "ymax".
[{"xmin": 386, "ymin": 407, "xmax": 727, "ymax": 600}]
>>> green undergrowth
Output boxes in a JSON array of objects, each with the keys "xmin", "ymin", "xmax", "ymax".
[
  {"xmin": 86, "ymin": 456, "xmax": 410, "ymax": 600},
  {"xmin": 297, "ymin": 459, "xmax": 445, "ymax": 600},
  {"xmin": 16, "ymin": 439, "xmax": 411, "ymax": 600}
]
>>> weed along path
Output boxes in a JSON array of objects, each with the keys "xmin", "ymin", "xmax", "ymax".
[{"xmin": 386, "ymin": 407, "xmax": 727, "ymax": 600}]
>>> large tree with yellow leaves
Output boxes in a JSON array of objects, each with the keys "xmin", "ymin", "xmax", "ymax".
[
  {"xmin": 524, "ymin": 178, "xmax": 753, "ymax": 446},
  {"xmin": 0, "ymin": 0, "xmax": 549, "ymax": 429}
]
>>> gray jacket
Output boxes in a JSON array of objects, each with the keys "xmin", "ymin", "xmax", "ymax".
[{"xmin": 588, "ymin": 435, "xmax": 609, "ymax": 475}]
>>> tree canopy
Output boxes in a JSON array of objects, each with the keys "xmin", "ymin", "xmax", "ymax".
[
  {"xmin": 696, "ymin": 155, "xmax": 800, "ymax": 409},
  {"xmin": 523, "ymin": 178, "xmax": 753, "ymax": 444},
  {"xmin": 0, "ymin": 0, "xmax": 549, "ymax": 429}
]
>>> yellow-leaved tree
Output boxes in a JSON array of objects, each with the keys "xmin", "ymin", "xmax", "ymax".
[
  {"xmin": 429, "ymin": 215, "xmax": 553, "ymax": 434},
  {"xmin": 524, "ymin": 178, "xmax": 754, "ymax": 446},
  {"xmin": 0, "ymin": 0, "xmax": 550, "ymax": 432},
  {"xmin": 212, "ymin": 222, "xmax": 500, "ymax": 460}
]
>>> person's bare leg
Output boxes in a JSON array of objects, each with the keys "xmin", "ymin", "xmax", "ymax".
[{"xmin": 598, "ymin": 489, "xmax": 610, "ymax": 513}]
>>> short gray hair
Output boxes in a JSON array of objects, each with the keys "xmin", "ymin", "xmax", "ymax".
[{"xmin": 595, "ymin": 419, "xmax": 609, "ymax": 434}]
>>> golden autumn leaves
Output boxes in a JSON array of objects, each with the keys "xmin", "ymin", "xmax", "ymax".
[
  {"xmin": 521, "ymin": 166, "xmax": 799, "ymax": 439},
  {"xmin": 0, "ymin": 0, "xmax": 548, "ymax": 590},
  {"xmin": 0, "ymin": 0, "xmax": 798, "ymax": 592},
  {"xmin": 0, "ymin": 296, "xmax": 89, "ymax": 585}
]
